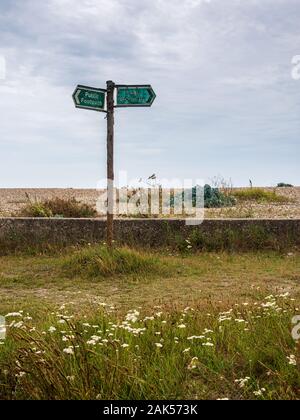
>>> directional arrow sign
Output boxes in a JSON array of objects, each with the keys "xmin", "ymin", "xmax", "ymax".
[
  {"xmin": 72, "ymin": 85, "xmax": 106, "ymax": 112},
  {"xmin": 116, "ymin": 85, "xmax": 156, "ymax": 107}
]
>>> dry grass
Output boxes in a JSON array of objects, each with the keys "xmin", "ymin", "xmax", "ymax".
[
  {"xmin": 0, "ymin": 296, "xmax": 299, "ymax": 400},
  {"xmin": 19, "ymin": 197, "xmax": 97, "ymax": 218},
  {"xmin": 0, "ymin": 247, "xmax": 299, "ymax": 400},
  {"xmin": 0, "ymin": 247, "xmax": 299, "ymax": 316}
]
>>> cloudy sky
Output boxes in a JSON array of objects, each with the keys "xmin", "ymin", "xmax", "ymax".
[{"xmin": 0, "ymin": 0, "xmax": 299, "ymax": 188}]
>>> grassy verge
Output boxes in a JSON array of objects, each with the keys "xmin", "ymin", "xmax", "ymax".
[
  {"xmin": 0, "ymin": 295, "xmax": 299, "ymax": 400},
  {"xmin": 1, "ymin": 220, "xmax": 299, "ymax": 256},
  {"xmin": 0, "ymin": 247, "xmax": 299, "ymax": 400}
]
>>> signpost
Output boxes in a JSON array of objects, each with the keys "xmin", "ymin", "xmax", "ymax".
[
  {"xmin": 116, "ymin": 85, "xmax": 156, "ymax": 107},
  {"xmin": 72, "ymin": 85, "xmax": 106, "ymax": 112},
  {"xmin": 73, "ymin": 81, "xmax": 156, "ymax": 248}
]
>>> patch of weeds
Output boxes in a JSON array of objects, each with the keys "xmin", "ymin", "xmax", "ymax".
[
  {"xmin": 185, "ymin": 225, "xmax": 291, "ymax": 252},
  {"xmin": 0, "ymin": 295, "xmax": 299, "ymax": 400},
  {"xmin": 19, "ymin": 195, "xmax": 97, "ymax": 218}
]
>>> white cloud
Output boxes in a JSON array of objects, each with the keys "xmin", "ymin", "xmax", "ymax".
[
  {"xmin": 0, "ymin": 55, "xmax": 5, "ymax": 80},
  {"xmin": 0, "ymin": 0, "xmax": 299, "ymax": 187}
]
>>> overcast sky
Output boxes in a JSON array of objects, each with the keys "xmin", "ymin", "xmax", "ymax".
[{"xmin": 0, "ymin": 0, "xmax": 299, "ymax": 188}]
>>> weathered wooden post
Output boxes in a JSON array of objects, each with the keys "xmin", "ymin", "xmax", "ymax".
[{"xmin": 106, "ymin": 81, "xmax": 115, "ymax": 248}]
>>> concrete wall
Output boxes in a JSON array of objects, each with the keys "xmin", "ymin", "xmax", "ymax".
[{"xmin": 0, "ymin": 218, "xmax": 300, "ymax": 251}]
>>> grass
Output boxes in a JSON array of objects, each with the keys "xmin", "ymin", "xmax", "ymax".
[
  {"xmin": 0, "ymin": 246, "xmax": 299, "ymax": 400},
  {"xmin": 172, "ymin": 225, "xmax": 299, "ymax": 253},
  {"xmin": 2, "ymin": 221, "xmax": 299, "ymax": 256},
  {"xmin": 62, "ymin": 246, "xmax": 168, "ymax": 278},
  {"xmin": 232, "ymin": 188, "xmax": 289, "ymax": 204},
  {"xmin": 0, "ymin": 296, "xmax": 299, "ymax": 400},
  {"xmin": 19, "ymin": 197, "xmax": 97, "ymax": 218}
]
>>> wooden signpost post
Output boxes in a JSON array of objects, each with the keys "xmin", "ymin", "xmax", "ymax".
[{"xmin": 73, "ymin": 81, "xmax": 156, "ymax": 248}]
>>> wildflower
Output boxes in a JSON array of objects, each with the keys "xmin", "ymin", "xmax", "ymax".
[
  {"xmin": 187, "ymin": 335, "xmax": 205, "ymax": 340},
  {"xmin": 48, "ymin": 326, "xmax": 57, "ymax": 333},
  {"xmin": 253, "ymin": 388, "xmax": 266, "ymax": 397},
  {"xmin": 125, "ymin": 310, "xmax": 140, "ymax": 323},
  {"xmin": 155, "ymin": 343, "xmax": 163, "ymax": 348},
  {"xmin": 203, "ymin": 342, "xmax": 214, "ymax": 347},
  {"xmin": 15, "ymin": 371, "xmax": 26, "ymax": 379},
  {"xmin": 144, "ymin": 316, "xmax": 155, "ymax": 321},
  {"xmin": 5, "ymin": 312, "xmax": 22, "ymax": 318},
  {"xmin": 87, "ymin": 339, "xmax": 97, "ymax": 346},
  {"xmin": 63, "ymin": 347, "xmax": 74, "ymax": 355},
  {"xmin": 278, "ymin": 292, "xmax": 289, "ymax": 298},
  {"xmin": 121, "ymin": 344, "xmax": 129, "ymax": 348},
  {"xmin": 187, "ymin": 357, "xmax": 199, "ymax": 370},
  {"xmin": 183, "ymin": 348, "xmax": 190, "ymax": 353},
  {"xmin": 287, "ymin": 355, "xmax": 297, "ymax": 366},
  {"xmin": 235, "ymin": 377, "xmax": 250, "ymax": 388},
  {"xmin": 178, "ymin": 324, "xmax": 186, "ymax": 329},
  {"xmin": 13, "ymin": 321, "xmax": 24, "ymax": 329},
  {"xmin": 219, "ymin": 316, "xmax": 232, "ymax": 323},
  {"xmin": 184, "ymin": 307, "xmax": 192, "ymax": 312}
]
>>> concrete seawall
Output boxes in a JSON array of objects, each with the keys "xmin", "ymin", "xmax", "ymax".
[{"xmin": 0, "ymin": 218, "xmax": 299, "ymax": 251}]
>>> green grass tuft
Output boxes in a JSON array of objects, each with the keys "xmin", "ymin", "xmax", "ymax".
[
  {"xmin": 62, "ymin": 246, "xmax": 166, "ymax": 278},
  {"xmin": 233, "ymin": 188, "xmax": 289, "ymax": 203}
]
